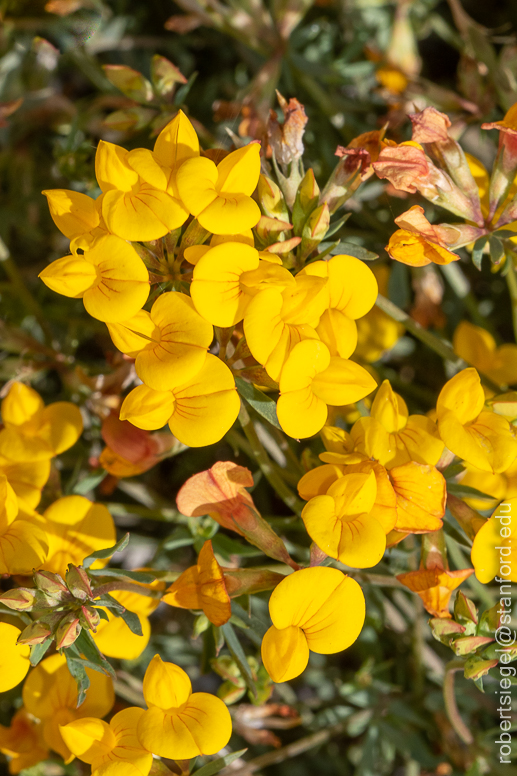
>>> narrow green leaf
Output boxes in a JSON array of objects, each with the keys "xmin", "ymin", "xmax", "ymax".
[
  {"xmin": 118, "ymin": 608, "xmax": 143, "ymax": 637},
  {"xmin": 83, "ymin": 533, "xmax": 130, "ymax": 568},
  {"xmin": 488, "ymin": 235, "xmax": 505, "ymax": 265},
  {"xmin": 174, "ymin": 71, "xmax": 198, "ymax": 106},
  {"xmin": 325, "ymin": 211, "xmax": 352, "ymax": 238},
  {"xmin": 94, "ymin": 593, "xmax": 126, "ymax": 614},
  {"xmin": 72, "ymin": 471, "xmax": 107, "ymax": 495},
  {"xmin": 95, "ymin": 608, "xmax": 110, "ymax": 622},
  {"xmin": 441, "ymin": 463, "xmax": 466, "ymax": 480},
  {"xmin": 29, "ymin": 638, "xmax": 52, "ymax": 666},
  {"xmin": 235, "ymin": 377, "xmax": 281, "ymax": 430},
  {"xmin": 331, "ymin": 241, "xmax": 379, "ymax": 260},
  {"xmin": 64, "ymin": 652, "xmax": 90, "ymax": 707},
  {"xmin": 74, "ymin": 630, "xmax": 116, "ymax": 678},
  {"xmin": 231, "ymin": 600, "xmax": 269, "ymax": 640},
  {"xmin": 220, "ymin": 622, "xmax": 257, "ymax": 699},
  {"xmin": 447, "ymin": 482, "xmax": 494, "ymax": 501},
  {"xmin": 472, "ymin": 236, "xmax": 488, "ymax": 270},
  {"xmin": 192, "ymin": 749, "xmax": 248, "ymax": 776},
  {"xmin": 88, "ymin": 568, "xmax": 154, "ymax": 583}
]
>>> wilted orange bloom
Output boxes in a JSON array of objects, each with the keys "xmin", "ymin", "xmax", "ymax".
[
  {"xmin": 386, "ymin": 206, "xmax": 460, "ymax": 267},
  {"xmin": 397, "ymin": 566, "xmax": 474, "ymax": 618},
  {"xmin": 99, "ymin": 412, "xmax": 177, "ymax": 477},
  {"xmin": 268, "ymin": 92, "xmax": 307, "ymax": 165},
  {"xmin": 163, "ymin": 540, "xmax": 231, "ymax": 626},
  {"xmin": 482, "ymin": 103, "xmax": 517, "ymax": 136},
  {"xmin": 409, "ymin": 106, "xmax": 451, "ymax": 144},
  {"xmin": 335, "ymin": 127, "xmax": 387, "ymax": 181},
  {"xmin": 177, "ymin": 462, "xmax": 297, "ymax": 568}
]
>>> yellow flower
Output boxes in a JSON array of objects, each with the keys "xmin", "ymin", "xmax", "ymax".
[
  {"xmin": 243, "ymin": 274, "xmax": 328, "ymax": 380},
  {"xmin": 184, "ymin": 229, "xmax": 254, "ymax": 265},
  {"xmin": 301, "ymin": 471, "xmax": 387, "ymax": 567},
  {"xmin": 300, "ymin": 254, "xmax": 378, "ymax": 357},
  {"xmin": 396, "ymin": 566, "xmax": 474, "ymax": 618},
  {"xmin": 0, "ymin": 623, "xmax": 31, "ymax": 693},
  {"xmin": 0, "ymin": 475, "xmax": 48, "ymax": 574},
  {"xmin": 471, "ymin": 499, "xmax": 517, "ymax": 583},
  {"xmin": 436, "ymin": 368, "xmax": 517, "ymax": 473},
  {"xmin": 386, "ymin": 228, "xmax": 458, "ymax": 267},
  {"xmin": 176, "ymin": 142, "xmax": 261, "ymax": 233},
  {"xmin": 95, "ymin": 140, "xmax": 189, "ymax": 241},
  {"xmin": 22, "ymin": 654, "xmax": 115, "ymax": 763},
  {"xmin": 0, "ymin": 708, "xmax": 49, "ymax": 775},
  {"xmin": 351, "ymin": 379, "xmax": 444, "ymax": 467},
  {"xmin": 190, "ymin": 242, "xmax": 294, "ymax": 328},
  {"xmin": 42, "ymin": 495, "xmax": 116, "ymax": 575},
  {"xmin": 261, "ymin": 567, "xmax": 365, "ymax": 683},
  {"xmin": 136, "ymin": 655, "xmax": 232, "ymax": 759},
  {"xmin": 0, "ymin": 455, "xmax": 50, "ymax": 509},
  {"xmin": 107, "ymin": 292, "xmax": 213, "ymax": 390},
  {"xmin": 39, "ymin": 234, "xmax": 150, "ymax": 323},
  {"xmin": 454, "ymin": 320, "xmax": 517, "ymax": 387},
  {"xmin": 0, "ymin": 382, "xmax": 83, "ymax": 462},
  {"xmin": 277, "ymin": 339, "xmax": 377, "ymax": 439},
  {"xmin": 151, "ymin": 109, "xmax": 200, "ymax": 197},
  {"xmin": 42, "ymin": 189, "xmax": 108, "ymax": 253},
  {"xmin": 60, "ymin": 707, "xmax": 152, "ymax": 776},
  {"xmin": 162, "ymin": 539, "xmax": 231, "ymax": 627},
  {"xmin": 120, "ymin": 354, "xmax": 240, "ymax": 447},
  {"xmin": 457, "ymin": 461, "xmax": 507, "ymax": 511},
  {"xmin": 355, "ymin": 265, "xmax": 403, "ymax": 362}
]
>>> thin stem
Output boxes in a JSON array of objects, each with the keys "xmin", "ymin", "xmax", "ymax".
[
  {"xmin": 507, "ymin": 262, "xmax": 517, "ymax": 344},
  {"xmin": 443, "ymin": 660, "xmax": 474, "ymax": 746},
  {"xmin": 93, "ymin": 581, "xmax": 162, "ymax": 599},
  {"xmin": 238, "ymin": 402, "xmax": 304, "ymax": 515}
]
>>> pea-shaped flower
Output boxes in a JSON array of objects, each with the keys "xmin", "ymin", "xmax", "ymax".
[
  {"xmin": 261, "ymin": 567, "xmax": 365, "ymax": 683},
  {"xmin": 454, "ymin": 320, "xmax": 517, "ymax": 388},
  {"xmin": 471, "ymin": 498, "xmax": 517, "ymax": 583},
  {"xmin": 0, "ymin": 623, "xmax": 30, "ymax": 692},
  {"xmin": 136, "ymin": 655, "xmax": 232, "ymax": 759},
  {"xmin": 39, "ymin": 235, "xmax": 150, "ymax": 323},
  {"xmin": 301, "ymin": 471, "xmax": 387, "ymax": 567},
  {"xmin": 0, "ymin": 475, "xmax": 48, "ymax": 574},
  {"xmin": 277, "ymin": 339, "xmax": 377, "ymax": 438},
  {"xmin": 436, "ymin": 368, "xmax": 517, "ymax": 473},
  {"xmin": 60, "ymin": 708, "xmax": 152, "ymax": 776},
  {"xmin": 120, "ymin": 354, "xmax": 239, "ymax": 447},
  {"xmin": 176, "ymin": 143, "xmax": 261, "ymax": 233},
  {"xmin": 107, "ymin": 292, "xmax": 213, "ymax": 391},
  {"xmin": 42, "ymin": 189, "xmax": 108, "ymax": 252}
]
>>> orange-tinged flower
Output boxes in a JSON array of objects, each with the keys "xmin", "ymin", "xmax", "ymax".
[
  {"xmin": 436, "ymin": 368, "xmax": 517, "ymax": 473},
  {"xmin": 300, "ymin": 254, "xmax": 378, "ymax": 357},
  {"xmin": 0, "ymin": 382, "xmax": 83, "ymax": 462},
  {"xmin": 119, "ymin": 354, "xmax": 240, "ymax": 447},
  {"xmin": 301, "ymin": 471, "xmax": 387, "ymax": 567},
  {"xmin": 0, "ymin": 624, "xmax": 31, "ymax": 693},
  {"xmin": 176, "ymin": 462, "xmax": 296, "ymax": 567},
  {"xmin": 387, "ymin": 229, "xmax": 459, "ymax": 267},
  {"xmin": 42, "ymin": 495, "xmax": 116, "ymax": 575},
  {"xmin": 389, "ymin": 462, "xmax": 446, "ymax": 533},
  {"xmin": 39, "ymin": 234, "xmax": 150, "ymax": 323},
  {"xmin": 22, "ymin": 654, "xmax": 115, "ymax": 762},
  {"xmin": 107, "ymin": 291, "xmax": 213, "ymax": 390},
  {"xmin": 99, "ymin": 412, "xmax": 176, "ymax": 478},
  {"xmin": 0, "ymin": 708, "xmax": 49, "ymax": 775},
  {"xmin": 471, "ymin": 499, "xmax": 517, "ymax": 583},
  {"xmin": 397, "ymin": 566, "xmax": 474, "ymax": 617},
  {"xmin": 482, "ymin": 102, "xmax": 517, "ymax": 136},
  {"xmin": 162, "ymin": 539, "xmax": 231, "ymax": 626},
  {"xmin": 454, "ymin": 320, "xmax": 517, "ymax": 387},
  {"xmin": 136, "ymin": 655, "xmax": 232, "ymax": 759},
  {"xmin": 61, "ymin": 708, "xmax": 152, "ymax": 776},
  {"xmin": 351, "ymin": 379, "xmax": 444, "ymax": 468},
  {"xmin": 176, "ymin": 142, "xmax": 261, "ymax": 234},
  {"xmin": 261, "ymin": 567, "xmax": 365, "ymax": 683},
  {"xmin": 277, "ymin": 339, "xmax": 377, "ymax": 439},
  {"xmin": 0, "ymin": 474, "xmax": 48, "ymax": 573}
]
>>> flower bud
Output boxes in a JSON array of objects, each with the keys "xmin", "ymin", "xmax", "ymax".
[
  {"xmin": 102, "ymin": 64, "xmax": 153, "ymax": 103},
  {"xmin": 80, "ymin": 604, "xmax": 101, "ymax": 632},
  {"xmin": 299, "ymin": 202, "xmax": 330, "ymax": 261},
  {"xmin": 55, "ymin": 612, "xmax": 82, "ymax": 649},
  {"xmin": 258, "ymin": 175, "xmax": 289, "ymax": 221},
  {"xmin": 66, "ymin": 564, "xmax": 93, "ymax": 601},
  {"xmin": 17, "ymin": 621, "xmax": 52, "ymax": 646},
  {"xmin": 0, "ymin": 588, "xmax": 37, "ymax": 611},
  {"xmin": 453, "ymin": 635, "xmax": 494, "ymax": 656},
  {"xmin": 33, "ymin": 569, "xmax": 67, "ymax": 595},
  {"xmin": 298, "ymin": 169, "xmax": 320, "ymax": 212}
]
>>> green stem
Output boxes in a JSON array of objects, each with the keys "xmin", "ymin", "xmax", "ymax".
[
  {"xmin": 443, "ymin": 660, "xmax": 474, "ymax": 746},
  {"xmin": 507, "ymin": 262, "xmax": 517, "ymax": 344},
  {"xmin": 238, "ymin": 402, "xmax": 304, "ymax": 515}
]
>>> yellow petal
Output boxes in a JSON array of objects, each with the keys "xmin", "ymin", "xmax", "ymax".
[
  {"xmin": 95, "ymin": 140, "xmax": 138, "ymax": 192},
  {"xmin": 279, "ymin": 339, "xmax": 330, "ymax": 392},
  {"xmin": 439, "ymin": 410, "xmax": 517, "ymax": 473},
  {"xmin": 243, "ymin": 287, "xmax": 287, "ymax": 366},
  {"xmin": 42, "ymin": 189, "xmax": 100, "ymax": 239},
  {"xmin": 94, "ymin": 611, "xmax": 150, "ymax": 660},
  {"xmin": 198, "ymin": 193, "xmax": 261, "ymax": 234},
  {"xmin": 142, "ymin": 655, "xmax": 192, "ymax": 710},
  {"xmin": 370, "ymin": 380, "xmax": 407, "ymax": 432},
  {"xmin": 0, "ymin": 456, "xmax": 50, "ymax": 508},
  {"xmin": 102, "ymin": 187, "xmax": 188, "ymax": 242},
  {"xmin": 316, "ymin": 308, "xmax": 357, "ymax": 358},
  {"xmin": 397, "ymin": 415, "xmax": 444, "ymax": 467},
  {"xmin": 176, "ymin": 156, "xmax": 218, "ymax": 215},
  {"xmin": 169, "ymin": 355, "xmax": 239, "ymax": 447},
  {"xmin": 304, "ymin": 254, "xmax": 378, "ymax": 318},
  {"xmin": 178, "ymin": 693, "xmax": 232, "ymax": 755},
  {"xmin": 127, "ymin": 148, "xmax": 168, "ymax": 190},
  {"xmin": 154, "ymin": 110, "xmax": 200, "ymax": 187},
  {"xmin": 312, "ymin": 357, "xmax": 377, "ymax": 406},
  {"xmin": 0, "ymin": 520, "xmax": 48, "ymax": 574},
  {"xmin": 106, "ymin": 310, "xmax": 157, "ymax": 357},
  {"xmin": 327, "ymin": 471, "xmax": 377, "ymax": 517},
  {"xmin": 197, "ymin": 539, "xmax": 232, "ymax": 626},
  {"xmin": 0, "ymin": 473, "xmax": 19, "ymax": 529},
  {"xmin": 390, "ymin": 462, "xmax": 445, "ymax": 533},
  {"xmin": 59, "ymin": 718, "xmax": 115, "ymax": 765},
  {"xmin": 1, "ymin": 382, "xmax": 43, "ymax": 426},
  {"xmin": 38, "ymin": 402, "xmax": 84, "ymax": 456},
  {"xmin": 261, "ymin": 625, "xmax": 309, "ymax": 683},
  {"xmin": 108, "ymin": 707, "xmax": 152, "ymax": 773},
  {"xmin": 471, "ymin": 501, "xmax": 517, "ymax": 583},
  {"xmin": 191, "ymin": 242, "xmax": 260, "ymax": 327},
  {"xmin": 184, "ymin": 245, "xmax": 211, "ymax": 265},
  {"xmin": 277, "ymin": 387, "xmax": 328, "ymax": 439},
  {"xmin": 39, "ymin": 255, "xmax": 97, "ymax": 298},
  {"xmin": 297, "ymin": 463, "xmax": 344, "ymax": 500},
  {"xmin": 162, "ymin": 565, "xmax": 203, "ymax": 610},
  {"xmin": 436, "ymin": 368, "xmax": 485, "ymax": 424},
  {"xmin": 341, "ymin": 461, "xmax": 397, "ymax": 533},
  {"xmin": 120, "ymin": 385, "xmax": 175, "ymax": 431},
  {"xmin": 453, "ymin": 321, "xmax": 494, "ymax": 375},
  {"xmin": 216, "ymin": 143, "xmax": 261, "ymax": 196},
  {"xmin": 0, "ymin": 624, "xmax": 30, "ymax": 693}
]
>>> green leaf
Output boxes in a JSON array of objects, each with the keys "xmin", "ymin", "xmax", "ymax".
[
  {"xmin": 73, "ymin": 630, "xmax": 116, "ymax": 678},
  {"xmin": 64, "ymin": 652, "xmax": 90, "ymax": 707},
  {"xmin": 88, "ymin": 568, "xmax": 154, "ymax": 583},
  {"xmin": 447, "ymin": 482, "xmax": 494, "ymax": 501},
  {"xmin": 211, "ymin": 533, "xmax": 263, "ymax": 560},
  {"xmin": 472, "ymin": 236, "xmax": 488, "ymax": 270},
  {"xmin": 325, "ymin": 212, "xmax": 352, "ymax": 238},
  {"xmin": 441, "ymin": 462, "xmax": 466, "ymax": 480},
  {"xmin": 174, "ymin": 71, "xmax": 198, "ymax": 106},
  {"xmin": 220, "ymin": 622, "xmax": 258, "ymax": 699},
  {"xmin": 235, "ymin": 377, "xmax": 281, "ymax": 430},
  {"xmin": 29, "ymin": 638, "xmax": 52, "ymax": 666},
  {"xmin": 442, "ymin": 520, "xmax": 472, "ymax": 550},
  {"xmin": 95, "ymin": 608, "xmax": 110, "ymax": 622},
  {"xmin": 488, "ymin": 235, "xmax": 505, "ymax": 265},
  {"xmin": 230, "ymin": 600, "xmax": 269, "ymax": 641},
  {"xmin": 72, "ymin": 471, "xmax": 107, "ymax": 495},
  {"xmin": 192, "ymin": 749, "xmax": 248, "ymax": 776},
  {"xmin": 118, "ymin": 608, "xmax": 143, "ymax": 637},
  {"xmin": 83, "ymin": 533, "xmax": 130, "ymax": 568},
  {"xmin": 331, "ymin": 241, "xmax": 379, "ymax": 260},
  {"xmin": 94, "ymin": 593, "xmax": 126, "ymax": 614},
  {"xmin": 162, "ymin": 526, "xmax": 195, "ymax": 551}
]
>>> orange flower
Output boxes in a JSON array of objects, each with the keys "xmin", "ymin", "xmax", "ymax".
[
  {"xmin": 98, "ymin": 412, "xmax": 177, "ymax": 477},
  {"xmin": 397, "ymin": 566, "xmax": 474, "ymax": 618}
]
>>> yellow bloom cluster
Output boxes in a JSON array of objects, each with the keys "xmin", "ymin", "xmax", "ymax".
[{"xmin": 39, "ymin": 110, "xmax": 380, "ymax": 445}]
